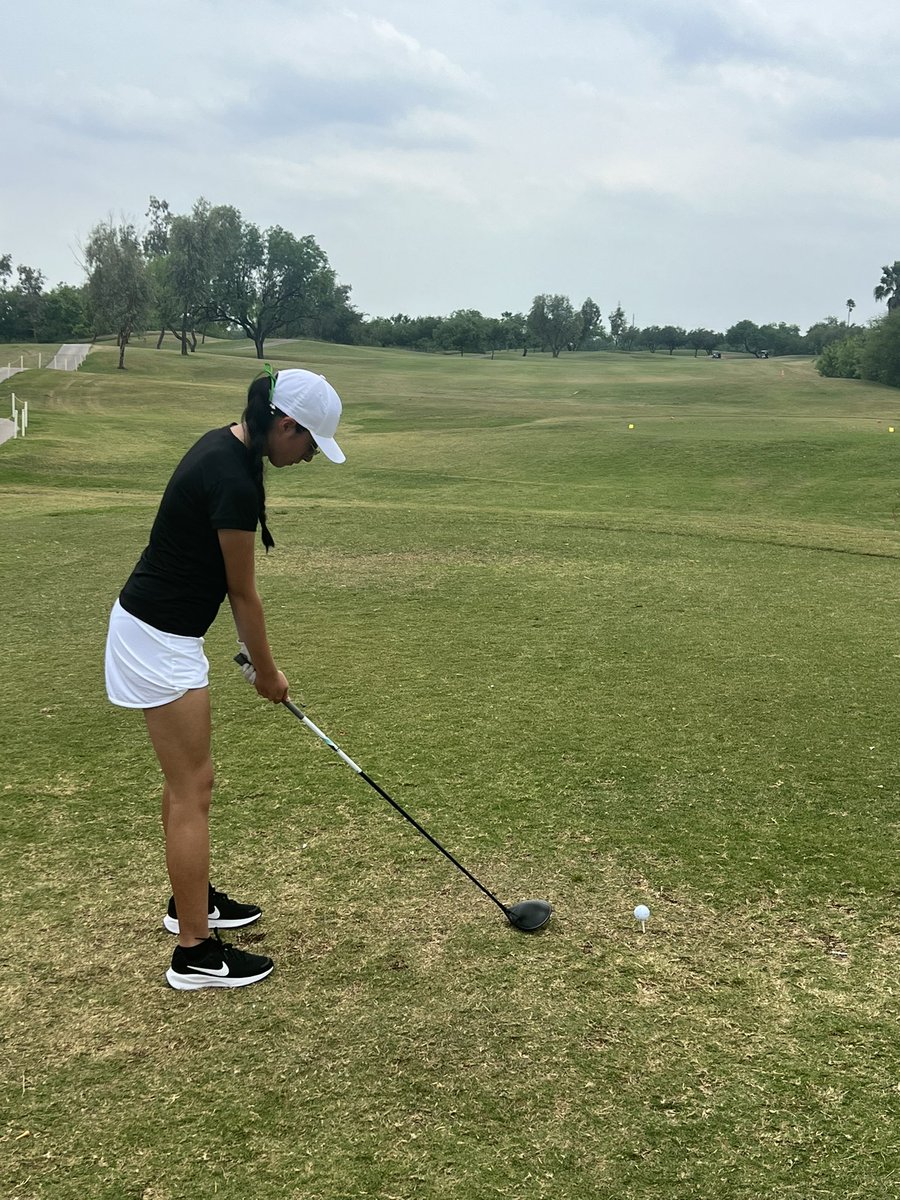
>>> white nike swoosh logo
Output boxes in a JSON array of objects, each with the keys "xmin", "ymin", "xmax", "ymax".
[
  {"xmin": 209, "ymin": 906, "xmax": 221, "ymax": 919},
  {"xmin": 189, "ymin": 962, "xmax": 230, "ymax": 977}
]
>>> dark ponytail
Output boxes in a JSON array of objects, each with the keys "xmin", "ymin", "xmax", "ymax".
[{"xmin": 242, "ymin": 375, "xmax": 276, "ymax": 551}]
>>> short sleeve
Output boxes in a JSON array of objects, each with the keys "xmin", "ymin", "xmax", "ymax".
[{"xmin": 206, "ymin": 468, "xmax": 259, "ymax": 532}]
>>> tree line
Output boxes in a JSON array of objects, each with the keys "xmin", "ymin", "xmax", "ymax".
[
  {"xmin": 364, "ymin": 305, "xmax": 858, "ymax": 359},
  {"xmin": 1, "ymin": 201, "xmax": 898, "ymax": 379},
  {"xmin": 815, "ymin": 263, "xmax": 900, "ymax": 387},
  {"xmin": 0, "ymin": 197, "xmax": 362, "ymax": 368}
]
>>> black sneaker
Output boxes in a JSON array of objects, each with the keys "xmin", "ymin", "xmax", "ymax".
[
  {"xmin": 166, "ymin": 934, "xmax": 274, "ymax": 991},
  {"xmin": 163, "ymin": 883, "xmax": 262, "ymax": 934}
]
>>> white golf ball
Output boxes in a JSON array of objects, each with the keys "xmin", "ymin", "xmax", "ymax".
[{"xmin": 633, "ymin": 904, "xmax": 651, "ymax": 922}]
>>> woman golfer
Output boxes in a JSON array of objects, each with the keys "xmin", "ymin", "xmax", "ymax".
[{"xmin": 105, "ymin": 367, "xmax": 345, "ymax": 990}]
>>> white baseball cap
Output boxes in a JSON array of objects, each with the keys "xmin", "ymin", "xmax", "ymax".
[{"xmin": 272, "ymin": 368, "xmax": 345, "ymax": 463}]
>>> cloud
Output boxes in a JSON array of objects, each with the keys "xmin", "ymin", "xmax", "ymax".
[
  {"xmin": 247, "ymin": 146, "xmax": 478, "ymax": 207},
  {"xmin": 238, "ymin": 9, "xmax": 481, "ymax": 140},
  {"xmin": 18, "ymin": 77, "xmax": 219, "ymax": 143},
  {"xmin": 390, "ymin": 108, "xmax": 480, "ymax": 150},
  {"xmin": 607, "ymin": 0, "xmax": 783, "ymax": 68},
  {"xmin": 367, "ymin": 16, "xmax": 479, "ymax": 92}
]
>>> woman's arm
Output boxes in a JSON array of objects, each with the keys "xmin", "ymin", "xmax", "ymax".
[{"xmin": 219, "ymin": 528, "xmax": 289, "ymax": 702}]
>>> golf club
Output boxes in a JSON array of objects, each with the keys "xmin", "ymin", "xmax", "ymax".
[{"xmin": 235, "ymin": 654, "xmax": 552, "ymax": 932}]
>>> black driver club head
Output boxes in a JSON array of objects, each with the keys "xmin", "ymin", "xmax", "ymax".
[{"xmin": 506, "ymin": 899, "xmax": 553, "ymax": 932}]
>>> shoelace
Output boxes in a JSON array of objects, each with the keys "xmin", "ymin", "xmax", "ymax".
[
  {"xmin": 208, "ymin": 929, "xmax": 259, "ymax": 964},
  {"xmin": 210, "ymin": 885, "xmax": 247, "ymax": 911},
  {"xmin": 179, "ymin": 929, "xmax": 227, "ymax": 964}
]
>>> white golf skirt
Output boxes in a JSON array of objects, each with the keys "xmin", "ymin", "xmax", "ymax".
[{"xmin": 105, "ymin": 599, "xmax": 209, "ymax": 709}]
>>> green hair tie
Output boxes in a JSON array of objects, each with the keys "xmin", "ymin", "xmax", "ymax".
[{"xmin": 263, "ymin": 362, "xmax": 277, "ymax": 410}]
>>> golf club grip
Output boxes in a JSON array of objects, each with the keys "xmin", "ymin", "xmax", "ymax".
[
  {"xmin": 233, "ymin": 653, "xmax": 362, "ymax": 770},
  {"xmin": 233, "ymin": 652, "xmax": 299, "ymax": 704}
]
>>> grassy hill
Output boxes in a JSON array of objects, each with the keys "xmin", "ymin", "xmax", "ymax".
[{"xmin": 2, "ymin": 342, "xmax": 899, "ymax": 1199}]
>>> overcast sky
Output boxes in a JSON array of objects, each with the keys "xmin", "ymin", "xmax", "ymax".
[{"xmin": 3, "ymin": 0, "xmax": 898, "ymax": 332}]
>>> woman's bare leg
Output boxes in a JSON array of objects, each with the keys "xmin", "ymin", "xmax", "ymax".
[{"xmin": 144, "ymin": 688, "xmax": 213, "ymax": 949}]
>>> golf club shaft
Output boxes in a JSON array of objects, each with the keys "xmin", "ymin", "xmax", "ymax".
[
  {"xmin": 235, "ymin": 653, "xmax": 513, "ymax": 916},
  {"xmin": 280, "ymin": 698, "xmax": 512, "ymax": 919}
]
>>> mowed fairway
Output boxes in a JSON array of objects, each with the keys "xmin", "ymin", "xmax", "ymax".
[{"xmin": 2, "ymin": 341, "xmax": 899, "ymax": 1199}]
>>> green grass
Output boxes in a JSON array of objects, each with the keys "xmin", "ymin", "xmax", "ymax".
[
  {"xmin": 2, "ymin": 343, "xmax": 900, "ymax": 1198},
  {"xmin": 0, "ymin": 344, "xmax": 61, "ymax": 373}
]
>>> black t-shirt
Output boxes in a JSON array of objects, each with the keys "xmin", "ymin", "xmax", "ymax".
[{"xmin": 119, "ymin": 426, "xmax": 259, "ymax": 636}]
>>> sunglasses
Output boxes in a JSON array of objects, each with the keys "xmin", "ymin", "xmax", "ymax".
[{"xmin": 296, "ymin": 425, "xmax": 320, "ymax": 455}]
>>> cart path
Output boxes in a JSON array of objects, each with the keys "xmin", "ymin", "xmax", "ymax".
[{"xmin": 47, "ymin": 343, "xmax": 92, "ymax": 370}]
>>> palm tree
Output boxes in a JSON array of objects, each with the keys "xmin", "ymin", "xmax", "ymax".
[
  {"xmin": 846, "ymin": 298, "xmax": 856, "ymax": 325},
  {"xmin": 873, "ymin": 262, "xmax": 900, "ymax": 311}
]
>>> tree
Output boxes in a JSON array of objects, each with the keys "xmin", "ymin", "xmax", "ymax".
[
  {"xmin": 498, "ymin": 311, "xmax": 527, "ymax": 353},
  {"xmin": 208, "ymin": 208, "xmax": 334, "ymax": 358},
  {"xmin": 618, "ymin": 323, "xmax": 639, "ymax": 351},
  {"xmin": 726, "ymin": 320, "xmax": 767, "ymax": 356},
  {"xmin": 166, "ymin": 199, "xmax": 221, "ymax": 355},
  {"xmin": 846, "ymin": 298, "xmax": 856, "ymax": 326},
  {"xmin": 0, "ymin": 262, "xmax": 20, "ymax": 340},
  {"xmin": 759, "ymin": 322, "xmax": 803, "ymax": 356},
  {"xmin": 578, "ymin": 297, "xmax": 603, "ymax": 348},
  {"xmin": 860, "ymin": 311, "xmax": 900, "ymax": 387},
  {"xmin": 299, "ymin": 281, "xmax": 363, "ymax": 344},
  {"xmin": 527, "ymin": 294, "xmax": 581, "ymax": 358},
  {"xmin": 35, "ymin": 284, "xmax": 89, "ymax": 341},
  {"xmin": 482, "ymin": 317, "xmax": 501, "ymax": 358},
  {"xmin": 658, "ymin": 325, "xmax": 686, "ymax": 355},
  {"xmin": 360, "ymin": 312, "xmax": 444, "ymax": 350},
  {"xmin": 639, "ymin": 325, "xmax": 662, "ymax": 352},
  {"xmin": 874, "ymin": 262, "xmax": 900, "ymax": 312},
  {"xmin": 0, "ymin": 262, "xmax": 39, "ymax": 340},
  {"xmin": 436, "ymin": 309, "xmax": 487, "ymax": 355},
  {"xmin": 379, "ymin": 313, "xmax": 413, "ymax": 348},
  {"xmin": 817, "ymin": 331, "xmax": 867, "ymax": 380},
  {"xmin": 686, "ymin": 328, "xmax": 721, "ymax": 357},
  {"xmin": 144, "ymin": 256, "xmax": 179, "ymax": 349},
  {"xmin": 805, "ymin": 316, "xmax": 846, "ymax": 355},
  {"xmin": 84, "ymin": 219, "xmax": 152, "ymax": 369},
  {"xmin": 143, "ymin": 196, "xmax": 172, "ymax": 259},
  {"xmin": 13, "ymin": 265, "xmax": 46, "ymax": 341},
  {"xmin": 608, "ymin": 303, "xmax": 627, "ymax": 348},
  {"xmin": 142, "ymin": 197, "xmax": 179, "ymax": 349}
]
